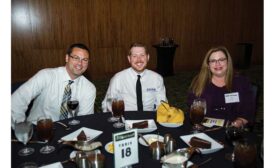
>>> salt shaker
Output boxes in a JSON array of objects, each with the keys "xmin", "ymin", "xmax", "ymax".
[{"xmin": 164, "ymin": 133, "xmax": 172, "ymax": 144}]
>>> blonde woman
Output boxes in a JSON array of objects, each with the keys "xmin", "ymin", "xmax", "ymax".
[{"xmin": 187, "ymin": 46, "xmax": 255, "ymax": 128}]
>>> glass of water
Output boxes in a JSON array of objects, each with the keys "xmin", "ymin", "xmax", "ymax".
[{"xmin": 14, "ymin": 120, "xmax": 35, "ymax": 156}]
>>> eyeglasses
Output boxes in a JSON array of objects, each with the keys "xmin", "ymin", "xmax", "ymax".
[
  {"xmin": 69, "ymin": 55, "xmax": 89, "ymax": 63},
  {"xmin": 208, "ymin": 57, "xmax": 227, "ymax": 65}
]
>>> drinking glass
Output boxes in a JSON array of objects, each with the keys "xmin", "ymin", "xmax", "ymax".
[
  {"xmin": 233, "ymin": 139, "xmax": 257, "ymax": 168},
  {"xmin": 189, "ymin": 98, "xmax": 206, "ymax": 132},
  {"xmin": 14, "ymin": 120, "xmax": 35, "ymax": 156},
  {"xmin": 37, "ymin": 116, "xmax": 55, "ymax": 154},
  {"xmin": 225, "ymin": 121, "xmax": 245, "ymax": 161},
  {"xmin": 106, "ymin": 94, "xmax": 119, "ymax": 122},
  {"xmin": 67, "ymin": 97, "xmax": 80, "ymax": 125},
  {"xmin": 225, "ymin": 122, "xmax": 244, "ymax": 146},
  {"xmin": 112, "ymin": 95, "xmax": 125, "ymax": 128}
]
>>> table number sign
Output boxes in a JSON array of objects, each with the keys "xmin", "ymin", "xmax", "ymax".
[{"xmin": 113, "ymin": 129, "xmax": 139, "ymax": 168}]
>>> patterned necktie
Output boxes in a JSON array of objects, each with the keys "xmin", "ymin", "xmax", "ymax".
[
  {"xmin": 60, "ymin": 80, "xmax": 74, "ymax": 119},
  {"xmin": 136, "ymin": 75, "xmax": 143, "ymax": 112}
]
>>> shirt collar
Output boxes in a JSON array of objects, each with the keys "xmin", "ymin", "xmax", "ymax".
[
  {"xmin": 61, "ymin": 66, "xmax": 80, "ymax": 84},
  {"xmin": 129, "ymin": 67, "xmax": 147, "ymax": 78}
]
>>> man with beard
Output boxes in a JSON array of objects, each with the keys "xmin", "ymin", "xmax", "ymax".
[
  {"xmin": 102, "ymin": 42, "xmax": 167, "ymax": 112},
  {"xmin": 12, "ymin": 43, "xmax": 96, "ymax": 127}
]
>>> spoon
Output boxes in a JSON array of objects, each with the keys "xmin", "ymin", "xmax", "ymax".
[{"xmin": 138, "ymin": 134, "xmax": 150, "ymax": 146}]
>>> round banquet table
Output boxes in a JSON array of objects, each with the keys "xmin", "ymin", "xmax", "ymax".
[{"xmin": 11, "ymin": 111, "xmax": 262, "ymax": 168}]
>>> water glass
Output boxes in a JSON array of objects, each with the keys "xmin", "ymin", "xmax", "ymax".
[
  {"xmin": 233, "ymin": 139, "xmax": 257, "ymax": 168},
  {"xmin": 14, "ymin": 120, "xmax": 35, "ymax": 156}
]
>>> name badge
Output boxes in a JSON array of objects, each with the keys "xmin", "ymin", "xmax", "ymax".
[{"xmin": 224, "ymin": 92, "xmax": 240, "ymax": 103}]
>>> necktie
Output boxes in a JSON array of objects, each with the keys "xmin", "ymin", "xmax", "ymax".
[
  {"xmin": 60, "ymin": 80, "xmax": 74, "ymax": 119},
  {"xmin": 136, "ymin": 75, "xmax": 143, "ymax": 112}
]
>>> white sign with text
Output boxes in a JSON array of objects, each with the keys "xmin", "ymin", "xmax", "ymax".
[{"xmin": 113, "ymin": 129, "xmax": 139, "ymax": 168}]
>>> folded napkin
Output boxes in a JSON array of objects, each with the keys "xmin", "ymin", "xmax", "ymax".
[
  {"xmin": 39, "ymin": 162, "xmax": 63, "ymax": 168},
  {"xmin": 157, "ymin": 102, "xmax": 185, "ymax": 124}
]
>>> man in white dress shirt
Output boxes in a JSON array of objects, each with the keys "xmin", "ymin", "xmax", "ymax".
[
  {"xmin": 11, "ymin": 43, "xmax": 96, "ymax": 126},
  {"xmin": 102, "ymin": 42, "xmax": 167, "ymax": 112}
]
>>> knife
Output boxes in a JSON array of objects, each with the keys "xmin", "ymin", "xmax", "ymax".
[
  {"xmin": 203, "ymin": 127, "xmax": 222, "ymax": 132},
  {"xmin": 12, "ymin": 139, "xmax": 47, "ymax": 144}
]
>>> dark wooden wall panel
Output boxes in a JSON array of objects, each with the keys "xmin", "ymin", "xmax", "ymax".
[{"xmin": 12, "ymin": 0, "xmax": 263, "ymax": 82}]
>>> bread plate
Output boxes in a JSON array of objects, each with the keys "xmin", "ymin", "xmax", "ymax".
[
  {"xmin": 138, "ymin": 134, "xmax": 164, "ymax": 146},
  {"xmin": 104, "ymin": 141, "xmax": 114, "ymax": 154}
]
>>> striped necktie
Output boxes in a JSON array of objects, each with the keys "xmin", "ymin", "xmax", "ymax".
[
  {"xmin": 60, "ymin": 80, "xmax": 73, "ymax": 119},
  {"xmin": 136, "ymin": 75, "xmax": 143, "ymax": 112}
]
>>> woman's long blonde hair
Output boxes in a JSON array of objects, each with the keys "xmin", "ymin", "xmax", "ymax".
[{"xmin": 190, "ymin": 46, "xmax": 234, "ymax": 97}]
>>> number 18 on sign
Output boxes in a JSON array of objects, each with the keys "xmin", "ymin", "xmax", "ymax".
[{"xmin": 113, "ymin": 129, "xmax": 139, "ymax": 168}]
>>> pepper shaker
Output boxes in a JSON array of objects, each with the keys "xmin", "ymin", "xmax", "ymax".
[{"xmin": 166, "ymin": 138, "xmax": 176, "ymax": 154}]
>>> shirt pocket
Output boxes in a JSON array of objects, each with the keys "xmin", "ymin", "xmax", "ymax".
[{"xmin": 143, "ymin": 91, "xmax": 156, "ymax": 106}]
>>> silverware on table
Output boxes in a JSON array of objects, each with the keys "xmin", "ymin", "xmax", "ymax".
[
  {"xmin": 12, "ymin": 139, "xmax": 47, "ymax": 144},
  {"xmin": 56, "ymin": 121, "xmax": 71, "ymax": 130},
  {"xmin": 197, "ymin": 157, "xmax": 213, "ymax": 167},
  {"xmin": 61, "ymin": 158, "xmax": 75, "ymax": 164},
  {"xmin": 189, "ymin": 158, "xmax": 213, "ymax": 168},
  {"xmin": 160, "ymin": 100, "xmax": 170, "ymax": 111},
  {"xmin": 203, "ymin": 127, "xmax": 222, "ymax": 132},
  {"xmin": 138, "ymin": 134, "xmax": 150, "ymax": 146}
]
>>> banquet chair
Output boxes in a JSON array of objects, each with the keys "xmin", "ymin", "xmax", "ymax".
[{"xmin": 248, "ymin": 82, "xmax": 260, "ymax": 131}]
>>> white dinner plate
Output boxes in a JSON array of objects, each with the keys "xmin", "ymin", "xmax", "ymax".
[
  {"xmin": 159, "ymin": 122, "xmax": 183, "ymax": 128},
  {"xmin": 180, "ymin": 132, "xmax": 224, "ymax": 154},
  {"xmin": 104, "ymin": 141, "xmax": 114, "ymax": 154},
  {"xmin": 125, "ymin": 119, "xmax": 157, "ymax": 133},
  {"xmin": 39, "ymin": 162, "xmax": 63, "ymax": 168},
  {"xmin": 138, "ymin": 134, "xmax": 164, "ymax": 146},
  {"xmin": 61, "ymin": 127, "xmax": 103, "ymax": 141}
]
